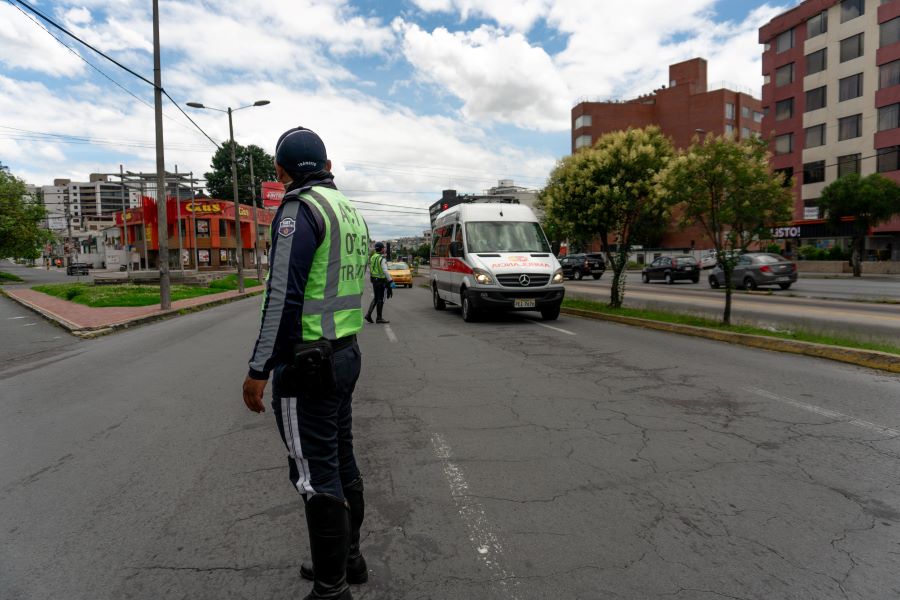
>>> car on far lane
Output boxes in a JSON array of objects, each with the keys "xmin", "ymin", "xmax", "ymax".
[
  {"xmin": 641, "ymin": 255, "xmax": 700, "ymax": 284},
  {"xmin": 559, "ymin": 253, "xmax": 606, "ymax": 280},
  {"xmin": 386, "ymin": 261, "xmax": 413, "ymax": 288},
  {"xmin": 708, "ymin": 252, "xmax": 797, "ymax": 290},
  {"xmin": 66, "ymin": 262, "xmax": 91, "ymax": 276}
]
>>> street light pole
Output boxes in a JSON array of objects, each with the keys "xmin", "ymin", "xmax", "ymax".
[
  {"xmin": 152, "ymin": 0, "xmax": 171, "ymax": 309},
  {"xmin": 249, "ymin": 153, "xmax": 262, "ymax": 283},
  {"xmin": 185, "ymin": 99, "xmax": 270, "ymax": 292},
  {"xmin": 227, "ymin": 107, "xmax": 244, "ymax": 292}
]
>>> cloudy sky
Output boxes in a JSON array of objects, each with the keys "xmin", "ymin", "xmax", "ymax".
[{"xmin": 0, "ymin": 0, "xmax": 795, "ymax": 238}]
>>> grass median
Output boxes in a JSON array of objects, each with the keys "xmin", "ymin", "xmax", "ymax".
[
  {"xmin": 0, "ymin": 271, "xmax": 24, "ymax": 284},
  {"xmin": 32, "ymin": 274, "xmax": 262, "ymax": 308},
  {"xmin": 562, "ymin": 297, "xmax": 900, "ymax": 356}
]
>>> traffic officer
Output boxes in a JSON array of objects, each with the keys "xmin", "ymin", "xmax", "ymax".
[
  {"xmin": 364, "ymin": 242, "xmax": 394, "ymax": 324},
  {"xmin": 242, "ymin": 126, "xmax": 369, "ymax": 600}
]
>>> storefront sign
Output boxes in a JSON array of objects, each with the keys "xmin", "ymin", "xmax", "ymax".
[
  {"xmin": 771, "ymin": 226, "xmax": 801, "ymax": 239},
  {"xmin": 262, "ymin": 182, "xmax": 285, "ymax": 208},
  {"xmin": 198, "ymin": 249, "xmax": 210, "ymax": 264}
]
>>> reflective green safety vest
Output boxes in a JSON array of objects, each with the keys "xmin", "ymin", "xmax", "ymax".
[
  {"xmin": 369, "ymin": 252, "xmax": 386, "ymax": 279},
  {"xmin": 298, "ymin": 187, "xmax": 369, "ymax": 341}
]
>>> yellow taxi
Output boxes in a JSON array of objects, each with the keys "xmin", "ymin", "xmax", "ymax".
[{"xmin": 386, "ymin": 261, "xmax": 413, "ymax": 288}]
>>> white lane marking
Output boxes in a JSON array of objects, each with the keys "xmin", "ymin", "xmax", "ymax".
[
  {"xmin": 384, "ymin": 324, "xmax": 398, "ymax": 343},
  {"xmin": 527, "ymin": 319, "xmax": 576, "ymax": 336},
  {"xmin": 431, "ymin": 433, "xmax": 520, "ymax": 599},
  {"xmin": 744, "ymin": 387, "xmax": 900, "ymax": 439},
  {"xmin": 22, "ymin": 323, "xmax": 37, "ymax": 327},
  {"xmin": 7, "ymin": 316, "xmax": 26, "ymax": 320}
]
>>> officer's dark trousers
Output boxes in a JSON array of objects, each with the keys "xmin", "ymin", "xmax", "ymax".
[
  {"xmin": 272, "ymin": 339, "xmax": 362, "ymax": 500},
  {"xmin": 366, "ymin": 278, "xmax": 387, "ymax": 320}
]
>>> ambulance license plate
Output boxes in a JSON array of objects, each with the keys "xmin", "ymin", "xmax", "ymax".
[{"xmin": 514, "ymin": 298, "xmax": 536, "ymax": 308}]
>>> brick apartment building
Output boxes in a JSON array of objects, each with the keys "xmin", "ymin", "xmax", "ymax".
[
  {"xmin": 760, "ymin": 0, "xmax": 900, "ymax": 260},
  {"xmin": 571, "ymin": 58, "xmax": 764, "ymax": 250}
]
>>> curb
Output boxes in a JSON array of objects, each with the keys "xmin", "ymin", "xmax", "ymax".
[
  {"xmin": 2, "ymin": 287, "xmax": 264, "ymax": 339},
  {"xmin": 560, "ymin": 307, "xmax": 900, "ymax": 374}
]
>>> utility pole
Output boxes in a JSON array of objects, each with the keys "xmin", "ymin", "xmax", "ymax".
[
  {"xmin": 139, "ymin": 176, "xmax": 149, "ymax": 270},
  {"xmin": 152, "ymin": 0, "xmax": 171, "ymax": 309},
  {"xmin": 175, "ymin": 164, "xmax": 184, "ymax": 277},
  {"xmin": 249, "ymin": 153, "xmax": 262, "ymax": 283},
  {"xmin": 189, "ymin": 172, "xmax": 197, "ymax": 269},
  {"xmin": 64, "ymin": 190, "xmax": 72, "ymax": 267},
  {"xmin": 119, "ymin": 165, "xmax": 131, "ymax": 276},
  {"xmin": 228, "ymin": 108, "xmax": 245, "ymax": 292}
]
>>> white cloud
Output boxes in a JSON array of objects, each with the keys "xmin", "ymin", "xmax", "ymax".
[
  {"xmin": 395, "ymin": 20, "xmax": 571, "ymax": 131},
  {"xmin": 0, "ymin": 3, "xmax": 87, "ymax": 76},
  {"xmin": 410, "ymin": 0, "xmax": 552, "ymax": 32}
]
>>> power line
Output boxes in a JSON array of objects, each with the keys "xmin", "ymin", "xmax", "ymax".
[{"xmin": 10, "ymin": 0, "xmax": 219, "ymax": 148}]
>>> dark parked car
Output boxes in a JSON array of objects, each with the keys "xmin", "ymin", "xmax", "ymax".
[
  {"xmin": 641, "ymin": 255, "xmax": 700, "ymax": 284},
  {"xmin": 559, "ymin": 253, "xmax": 605, "ymax": 280},
  {"xmin": 66, "ymin": 262, "xmax": 90, "ymax": 276},
  {"xmin": 708, "ymin": 253, "xmax": 797, "ymax": 290}
]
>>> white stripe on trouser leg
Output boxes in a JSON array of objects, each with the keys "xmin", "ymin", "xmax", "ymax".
[{"xmin": 282, "ymin": 397, "xmax": 315, "ymax": 495}]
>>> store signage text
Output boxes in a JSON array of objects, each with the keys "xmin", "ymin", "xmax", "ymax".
[{"xmin": 771, "ymin": 226, "xmax": 801, "ymax": 239}]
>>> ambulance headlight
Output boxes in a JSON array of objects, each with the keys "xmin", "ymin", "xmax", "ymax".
[
  {"xmin": 552, "ymin": 269, "xmax": 564, "ymax": 284},
  {"xmin": 473, "ymin": 269, "xmax": 493, "ymax": 285}
]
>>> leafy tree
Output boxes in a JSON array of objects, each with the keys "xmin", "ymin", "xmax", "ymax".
[
  {"xmin": 0, "ymin": 169, "xmax": 54, "ymax": 260},
  {"xmin": 204, "ymin": 142, "xmax": 276, "ymax": 204},
  {"xmin": 541, "ymin": 127, "xmax": 675, "ymax": 307},
  {"xmin": 657, "ymin": 135, "xmax": 792, "ymax": 324},
  {"xmin": 818, "ymin": 173, "xmax": 900, "ymax": 277}
]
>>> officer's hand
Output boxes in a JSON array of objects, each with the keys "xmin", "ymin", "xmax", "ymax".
[
  {"xmin": 242, "ymin": 376, "xmax": 268, "ymax": 413},
  {"xmin": 390, "ymin": 281, "xmax": 397, "ymax": 288},
  {"xmin": 386, "ymin": 286, "xmax": 393, "ymax": 299}
]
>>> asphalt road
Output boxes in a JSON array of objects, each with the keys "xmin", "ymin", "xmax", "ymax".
[
  {"xmin": 565, "ymin": 275, "xmax": 900, "ymax": 344},
  {"xmin": 1, "ymin": 284, "xmax": 899, "ymax": 599}
]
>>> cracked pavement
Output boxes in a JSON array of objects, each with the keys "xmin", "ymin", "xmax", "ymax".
[{"xmin": 1, "ymin": 286, "xmax": 898, "ymax": 599}]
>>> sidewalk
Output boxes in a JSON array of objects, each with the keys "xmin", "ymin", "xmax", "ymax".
[{"xmin": 3, "ymin": 285, "xmax": 264, "ymax": 337}]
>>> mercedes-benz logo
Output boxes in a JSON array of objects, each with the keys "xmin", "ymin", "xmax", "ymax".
[{"xmin": 518, "ymin": 274, "xmax": 531, "ymax": 286}]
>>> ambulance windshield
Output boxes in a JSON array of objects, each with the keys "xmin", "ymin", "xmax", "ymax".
[{"xmin": 465, "ymin": 222, "xmax": 551, "ymax": 253}]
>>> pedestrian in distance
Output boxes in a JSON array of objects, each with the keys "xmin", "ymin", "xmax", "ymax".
[
  {"xmin": 242, "ymin": 126, "xmax": 370, "ymax": 600},
  {"xmin": 364, "ymin": 241, "xmax": 394, "ymax": 324}
]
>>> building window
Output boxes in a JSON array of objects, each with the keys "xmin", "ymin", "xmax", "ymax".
[
  {"xmin": 804, "ymin": 199, "xmax": 822, "ymax": 219},
  {"xmin": 776, "ymin": 28, "xmax": 795, "ymax": 53},
  {"xmin": 574, "ymin": 115, "xmax": 592, "ymax": 129},
  {"xmin": 840, "ymin": 33, "xmax": 864, "ymax": 62},
  {"xmin": 803, "ymin": 160, "xmax": 826, "ymax": 184},
  {"xmin": 838, "ymin": 73, "xmax": 863, "ymax": 101},
  {"xmin": 775, "ymin": 133, "xmax": 793, "ymax": 155},
  {"xmin": 196, "ymin": 219, "xmax": 210, "ymax": 238},
  {"xmin": 774, "ymin": 167, "xmax": 794, "ymax": 187},
  {"xmin": 725, "ymin": 102, "xmax": 735, "ymax": 119},
  {"xmin": 741, "ymin": 127, "xmax": 751, "ymax": 139},
  {"xmin": 881, "ymin": 17, "xmax": 900, "ymax": 48},
  {"xmin": 574, "ymin": 134, "xmax": 592, "ymax": 149},
  {"xmin": 806, "ymin": 48, "xmax": 827, "ymax": 75},
  {"xmin": 877, "ymin": 146, "xmax": 900, "ymax": 172},
  {"xmin": 838, "ymin": 153, "xmax": 861, "ymax": 177},
  {"xmin": 840, "ymin": 0, "xmax": 864, "ymax": 23},
  {"xmin": 219, "ymin": 219, "xmax": 227, "ymax": 237},
  {"xmin": 753, "ymin": 111, "xmax": 764, "ymax": 123},
  {"xmin": 741, "ymin": 106, "xmax": 751, "ymax": 119},
  {"xmin": 878, "ymin": 103, "xmax": 900, "ymax": 131},
  {"xmin": 725, "ymin": 124, "xmax": 735, "ymax": 136},
  {"xmin": 880, "ymin": 59, "xmax": 900, "ymax": 89},
  {"xmin": 775, "ymin": 63, "xmax": 795, "ymax": 86},
  {"xmin": 805, "ymin": 86, "xmax": 827, "ymax": 111},
  {"xmin": 804, "ymin": 124, "xmax": 826, "ymax": 148},
  {"xmin": 807, "ymin": 11, "xmax": 828, "ymax": 38},
  {"xmin": 775, "ymin": 98, "xmax": 794, "ymax": 121},
  {"xmin": 838, "ymin": 114, "xmax": 862, "ymax": 140}
]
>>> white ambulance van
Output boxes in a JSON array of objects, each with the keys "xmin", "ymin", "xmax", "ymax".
[{"xmin": 430, "ymin": 203, "xmax": 565, "ymax": 321}]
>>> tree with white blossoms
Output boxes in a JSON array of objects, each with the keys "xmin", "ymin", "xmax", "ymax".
[
  {"xmin": 540, "ymin": 127, "xmax": 675, "ymax": 308},
  {"xmin": 656, "ymin": 135, "xmax": 793, "ymax": 324}
]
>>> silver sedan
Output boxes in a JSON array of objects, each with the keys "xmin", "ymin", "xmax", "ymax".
[{"xmin": 708, "ymin": 253, "xmax": 798, "ymax": 290}]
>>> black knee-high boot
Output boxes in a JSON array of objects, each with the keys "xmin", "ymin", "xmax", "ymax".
[
  {"xmin": 302, "ymin": 478, "xmax": 368, "ymax": 584},
  {"xmin": 302, "ymin": 494, "xmax": 352, "ymax": 600}
]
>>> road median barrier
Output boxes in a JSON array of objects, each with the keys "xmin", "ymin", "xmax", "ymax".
[{"xmin": 561, "ymin": 305, "xmax": 900, "ymax": 374}]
